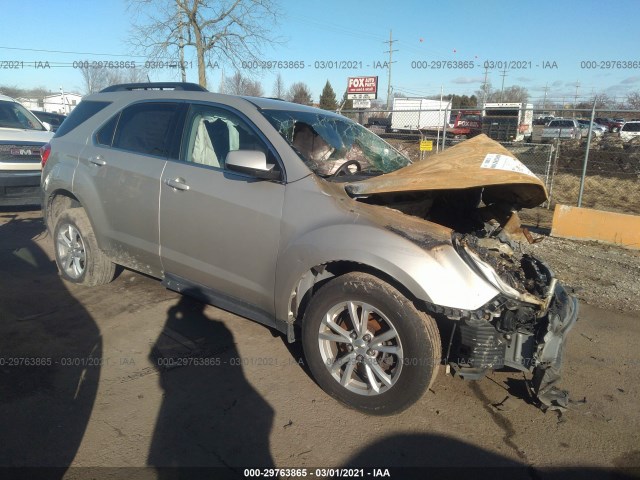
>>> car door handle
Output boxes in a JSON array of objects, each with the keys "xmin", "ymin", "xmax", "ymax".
[
  {"xmin": 165, "ymin": 178, "xmax": 190, "ymax": 191},
  {"xmin": 89, "ymin": 155, "xmax": 106, "ymax": 166}
]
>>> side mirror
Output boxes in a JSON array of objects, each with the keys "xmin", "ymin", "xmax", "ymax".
[{"xmin": 225, "ymin": 150, "xmax": 280, "ymax": 180}]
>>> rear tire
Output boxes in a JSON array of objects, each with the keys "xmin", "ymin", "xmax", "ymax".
[
  {"xmin": 53, "ymin": 208, "xmax": 115, "ymax": 286},
  {"xmin": 302, "ymin": 272, "xmax": 441, "ymax": 415}
]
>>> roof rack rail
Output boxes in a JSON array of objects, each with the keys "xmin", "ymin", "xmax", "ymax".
[{"xmin": 99, "ymin": 82, "xmax": 208, "ymax": 93}]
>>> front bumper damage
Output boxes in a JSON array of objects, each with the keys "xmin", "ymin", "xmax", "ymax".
[
  {"xmin": 446, "ymin": 281, "xmax": 578, "ymax": 410},
  {"xmin": 440, "ymin": 231, "xmax": 579, "ymax": 410}
]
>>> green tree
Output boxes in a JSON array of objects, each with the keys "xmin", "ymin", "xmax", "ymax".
[
  {"xmin": 318, "ymin": 80, "xmax": 337, "ymax": 110},
  {"xmin": 340, "ymin": 91, "xmax": 353, "ymax": 110}
]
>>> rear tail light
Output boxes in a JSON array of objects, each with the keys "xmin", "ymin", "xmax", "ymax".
[{"xmin": 40, "ymin": 143, "xmax": 51, "ymax": 167}]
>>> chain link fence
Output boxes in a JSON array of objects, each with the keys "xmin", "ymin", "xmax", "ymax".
[{"xmin": 344, "ymin": 107, "xmax": 640, "ymax": 216}]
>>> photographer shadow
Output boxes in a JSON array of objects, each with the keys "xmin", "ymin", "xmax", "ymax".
[
  {"xmin": 147, "ymin": 292, "xmax": 275, "ymax": 477},
  {"xmin": 0, "ymin": 213, "xmax": 101, "ymax": 477}
]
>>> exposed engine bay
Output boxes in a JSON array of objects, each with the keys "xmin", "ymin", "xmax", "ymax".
[{"xmin": 351, "ymin": 184, "xmax": 578, "ymax": 411}]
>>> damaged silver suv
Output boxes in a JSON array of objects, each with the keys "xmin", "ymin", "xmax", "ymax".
[{"xmin": 41, "ymin": 83, "xmax": 578, "ymax": 414}]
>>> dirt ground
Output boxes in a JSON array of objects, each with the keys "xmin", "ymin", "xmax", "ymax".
[
  {"xmin": 518, "ymin": 206, "xmax": 640, "ymax": 314},
  {"xmin": 1, "ymin": 207, "xmax": 639, "ymax": 479}
]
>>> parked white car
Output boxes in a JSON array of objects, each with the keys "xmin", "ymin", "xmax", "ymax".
[
  {"xmin": 619, "ymin": 121, "xmax": 640, "ymax": 142},
  {"xmin": 0, "ymin": 94, "xmax": 54, "ymax": 205}
]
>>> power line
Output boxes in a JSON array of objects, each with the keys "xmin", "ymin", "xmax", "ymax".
[{"xmin": 0, "ymin": 45, "xmax": 149, "ymax": 58}]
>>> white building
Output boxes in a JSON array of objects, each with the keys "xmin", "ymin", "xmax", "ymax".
[
  {"xmin": 16, "ymin": 97, "xmax": 41, "ymax": 110},
  {"xmin": 42, "ymin": 92, "xmax": 83, "ymax": 114},
  {"xmin": 17, "ymin": 92, "xmax": 82, "ymax": 114}
]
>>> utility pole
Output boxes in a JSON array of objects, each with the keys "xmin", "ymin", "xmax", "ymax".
[
  {"xmin": 499, "ymin": 68, "xmax": 508, "ymax": 102},
  {"xmin": 383, "ymin": 30, "xmax": 397, "ymax": 110},
  {"xmin": 573, "ymin": 81, "xmax": 580, "ymax": 117},
  {"xmin": 481, "ymin": 66, "xmax": 490, "ymax": 106},
  {"xmin": 542, "ymin": 83, "xmax": 549, "ymax": 111}
]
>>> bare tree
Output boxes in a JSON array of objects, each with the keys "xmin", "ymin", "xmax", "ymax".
[
  {"xmin": 272, "ymin": 73, "xmax": 285, "ymax": 99},
  {"xmin": 287, "ymin": 82, "xmax": 312, "ymax": 105},
  {"xmin": 79, "ymin": 66, "xmax": 149, "ymax": 94},
  {"xmin": 475, "ymin": 81, "xmax": 493, "ymax": 105},
  {"xmin": 79, "ymin": 65, "xmax": 108, "ymax": 94},
  {"xmin": 478, "ymin": 85, "xmax": 529, "ymax": 104},
  {"xmin": 593, "ymin": 93, "xmax": 613, "ymax": 109},
  {"xmin": 626, "ymin": 91, "xmax": 640, "ymax": 110},
  {"xmin": 224, "ymin": 71, "xmax": 264, "ymax": 96},
  {"xmin": 497, "ymin": 85, "xmax": 529, "ymax": 103},
  {"xmin": 129, "ymin": 0, "xmax": 282, "ymax": 88}
]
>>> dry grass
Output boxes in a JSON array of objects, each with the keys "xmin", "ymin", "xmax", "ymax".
[{"xmin": 549, "ymin": 173, "xmax": 640, "ymax": 215}]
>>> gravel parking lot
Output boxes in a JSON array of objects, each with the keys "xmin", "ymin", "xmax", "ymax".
[{"xmin": 1, "ymin": 207, "xmax": 639, "ymax": 479}]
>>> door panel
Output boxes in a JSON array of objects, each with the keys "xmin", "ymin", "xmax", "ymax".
[
  {"xmin": 74, "ymin": 102, "xmax": 182, "ymax": 276},
  {"xmin": 159, "ymin": 104, "xmax": 285, "ymax": 315},
  {"xmin": 77, "ymin": 145, "xmax": 166, "ymax": 276},
  {"xmin": 160, "ymin": 163, "xmax": 284, "ymax": 314}
]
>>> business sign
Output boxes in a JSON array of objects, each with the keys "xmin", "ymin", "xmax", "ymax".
[
  {"xmin": 352, "ymin": 99, "xmax": 371, "ymax": 109},
  {"xmin": 347, "ymin": 76, "xmax": 378, "ymax": 100}
]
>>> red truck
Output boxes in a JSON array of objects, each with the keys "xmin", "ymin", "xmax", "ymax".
[{"xmin": 449, "ymin": 110, "xmax": 483, "ymax": 138}]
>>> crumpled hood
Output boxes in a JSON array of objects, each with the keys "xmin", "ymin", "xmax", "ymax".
[{"xmin": 345, "ymin": 134, "xmax": 548, "ymax": 209}]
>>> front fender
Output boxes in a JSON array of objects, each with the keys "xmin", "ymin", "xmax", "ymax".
[{"xmin": 274, "ymin": 223, "xmax": 500, "ymax": 324}]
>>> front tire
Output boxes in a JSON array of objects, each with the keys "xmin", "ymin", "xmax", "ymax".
[
  {"xmin": 302, "ymin": 272, "xmax": 441, "ymax": 415},
  {"xmin": 54, "ymin": 208, "xmax": 115, "ymax": 286}
]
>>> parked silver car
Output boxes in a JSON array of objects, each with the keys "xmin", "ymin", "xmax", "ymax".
[
  {"xmin": 576, "ymin": 119, "xmax": 607, "ymax": 137},
  {"xmin": 41, "ymin": 83, "xmax": 578, "ymax": 414}
]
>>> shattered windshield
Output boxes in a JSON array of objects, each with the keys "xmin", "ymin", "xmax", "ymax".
[{"xmin": 260, "ymin": 109, "xmax": 410, "ymax": 176}]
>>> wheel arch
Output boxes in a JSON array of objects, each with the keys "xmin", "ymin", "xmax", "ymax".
[
  {"xmin": 283, "ymin": 259, "xmax": 433, "ymax": 341},
  {"xmin": 44, "ymin": 189, "xmax": 81, "ymax": 233}
]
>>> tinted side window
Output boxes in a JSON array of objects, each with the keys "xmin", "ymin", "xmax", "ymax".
[
  {"xmin": 54, "ymin": 101, "xmax": 111, "ymax": 138},
  {"xmin": 112, "ymin": 103, "xmax": 180, "ymax": 157},
  {"xmin": 96, "ymin": 114, "xmax": 120, "ymax": 146}
]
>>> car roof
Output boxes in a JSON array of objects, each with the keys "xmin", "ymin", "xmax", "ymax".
[
  {"xmin": 0, "ymin": 94, "xmax": 19, "ymax": 103},
  {"xmin": 240, "ymin": 96, "xmax": 340, "ymax": 116},
  {"xmin": 84, "ymin": 85, "xmax": 336, "ymax": 118}
]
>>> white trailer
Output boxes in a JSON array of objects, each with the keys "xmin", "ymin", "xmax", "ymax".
[{"xmin": 390, "ymin": 98, "xmax": 452, "ymax": 133}]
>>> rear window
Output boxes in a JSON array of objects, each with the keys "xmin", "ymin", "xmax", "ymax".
[
  {"xmin": 550, "ymin": 120, "xmax": 575, "ymax": 127},
  {"xmin": 622, "ymin": 122, "xmax": 640, "ymax": 132},
  {"xmin": 53, "ymin": 101, "xmax": 111, "ymax": 138},
  {"xmin": 111, "ymin": 103, "xmax": 180, "ymax": 157}
]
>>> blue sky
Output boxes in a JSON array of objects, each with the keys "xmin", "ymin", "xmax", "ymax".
[{"xmin": 1, "ymin": 0, "xmax": 639, "ymax": 105}]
